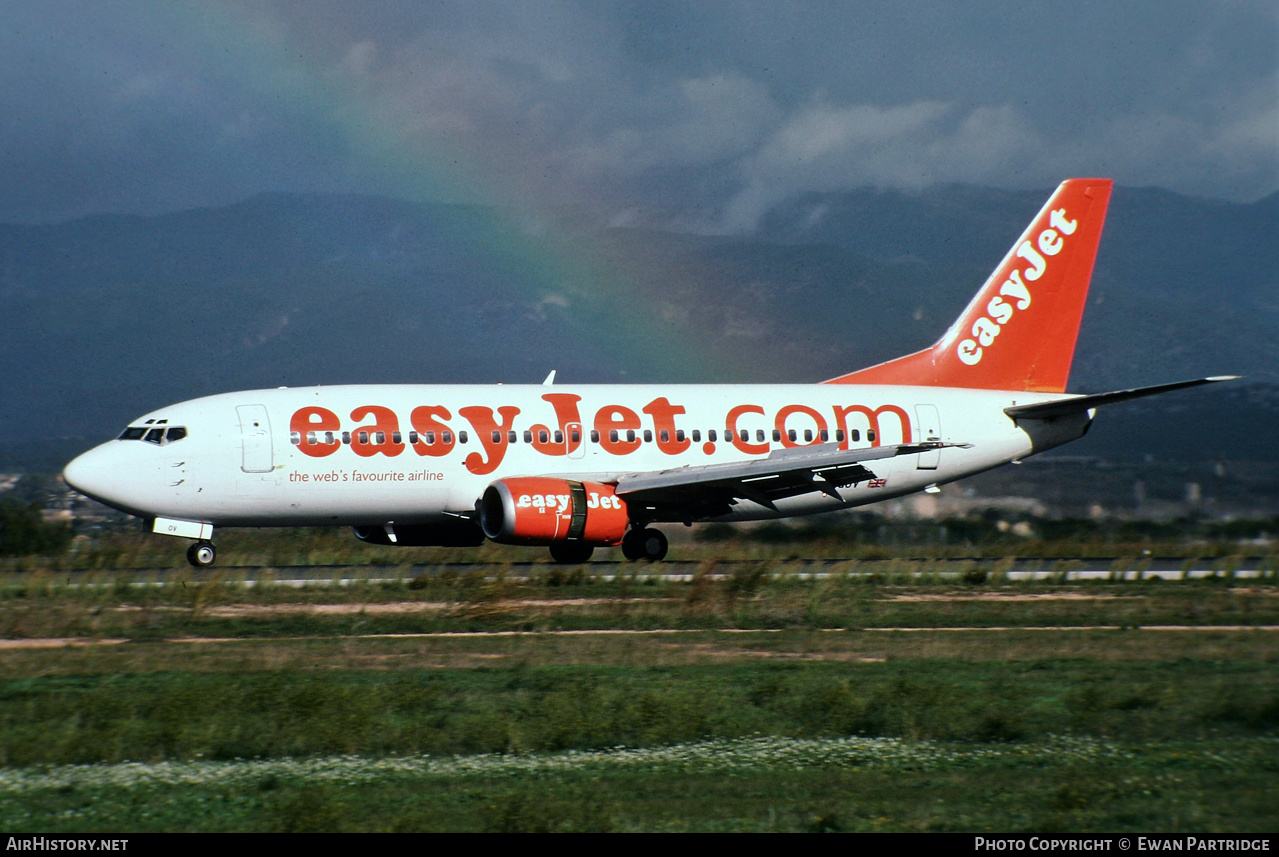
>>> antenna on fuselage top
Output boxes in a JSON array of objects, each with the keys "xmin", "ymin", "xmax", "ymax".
[{"xmin": 542, "ymin": 370, "xmax": 557, "ymax": 386}]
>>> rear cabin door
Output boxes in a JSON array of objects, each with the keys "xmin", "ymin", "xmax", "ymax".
[
  {"xmin": 914, "ymin": 404, "xmax": 941, "ymax": 470},
  {"xmin": 236, "ymin": 405, "xmax": 274, "ymax": 473}
]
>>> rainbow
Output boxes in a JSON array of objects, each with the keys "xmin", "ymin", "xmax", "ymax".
[{"xmin": 142, "ymin": 3, "xmax": 736, "ymax": 384}]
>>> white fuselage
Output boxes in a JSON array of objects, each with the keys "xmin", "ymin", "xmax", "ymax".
[{"xmin": 64, "ymin": 383, "xmax": 1076, "ymax": 529}]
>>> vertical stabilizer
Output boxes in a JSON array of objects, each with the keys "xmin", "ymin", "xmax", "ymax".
[{"xmin": 825, "ymin": 178, "xmax": 1112, "ymax": 392}]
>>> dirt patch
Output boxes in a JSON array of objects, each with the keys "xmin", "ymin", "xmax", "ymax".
[
  {"xmin": 886, "ymin": 592, "xmax": 1123, "ymax": 603},
  {"xmin": 0, "ymin": 637, "xmax": 128, "ymax": 650},
  {"xmin": 658, "ymin": 640, "xmax": 885, "ymax": 662},
  {"xmin": 201, "ymin": 602, "xmax": 451, "ymax": 617},
  {"xmin": 197, "ymin": 597, "xmax": 670, "ymax": 617}
]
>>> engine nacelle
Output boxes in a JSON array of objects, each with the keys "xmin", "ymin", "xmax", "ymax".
[
  {"xmin": 480, "ymin": 477, "xmax": 629, "ymax": 546},
  {"xmin": 352, "ymin": 521, "xmax": 486, "ymax": 547}
]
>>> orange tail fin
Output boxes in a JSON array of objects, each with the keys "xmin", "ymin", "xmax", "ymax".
[{"xmin": 825, "ymin": 178, "xmax": 1112, "ymax": 392}]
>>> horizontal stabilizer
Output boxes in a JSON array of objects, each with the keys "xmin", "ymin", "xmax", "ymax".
[{"xmin": 1004, "ymin": 376, "xmax": 1240, "ymax": 422}]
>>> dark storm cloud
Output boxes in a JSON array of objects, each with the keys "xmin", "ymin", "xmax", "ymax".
[{"xmin": 0, "ymin": 1, "xmax": 1273, "ymax": 226}]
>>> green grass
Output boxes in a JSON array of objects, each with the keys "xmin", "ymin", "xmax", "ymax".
[
  {"xmin": 2, "ymin": 566, "xmax": 1278, "ymax": 641},
  {"xmin": 3, "ymin": 659, "xmax": 1277, "ymax": 768},
  {"xmin": 0, "ymin": 568, "xmax": 1276, "ymax": 831},
  {"xmin": 3, "ymin": 737, "xmax": 1274, "ymax": 832}
]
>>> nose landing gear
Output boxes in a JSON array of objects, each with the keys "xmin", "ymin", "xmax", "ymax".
[{"xmin": 186, "ymin": 541, "xmax": 217, "ymax": 568}]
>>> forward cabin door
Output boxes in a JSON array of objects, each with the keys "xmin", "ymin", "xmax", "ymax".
[
  {"xmin": 914, "ymin": 404, "xmax": 941, "ymax": 470},
  {"xmin": 236, "ymin": 405, "xmax": 274, "ymax": 473}
]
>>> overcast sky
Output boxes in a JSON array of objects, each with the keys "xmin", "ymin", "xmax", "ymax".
[{"xmin": 1, "ymin": 0, "xmax": 1274, "ymax": 228}]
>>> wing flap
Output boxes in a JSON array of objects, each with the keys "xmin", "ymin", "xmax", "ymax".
[{"xmin": 616, "ymin": 441, "xmax": 969, "ymax": 518}]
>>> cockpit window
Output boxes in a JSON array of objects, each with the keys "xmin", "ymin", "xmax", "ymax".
[{"xmin": 119, "ymin": 425, "xmax": 188, "ymax": 444}]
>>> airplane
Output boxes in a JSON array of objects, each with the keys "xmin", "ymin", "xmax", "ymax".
[{"xmin": 62, "ymin": 178, "xmax": 1236, "ymax": 567}]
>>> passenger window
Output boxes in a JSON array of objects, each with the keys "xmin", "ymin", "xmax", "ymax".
[
  {"xmin": 324, "ymin": 431, "xmax": 335, "ymax": 445},
  {"xmin": 392, "ymin": 431, "xmax": 401, "ymax": 444},
  {"xmin": 358, "ymin": 431, "xmax": 369, "ymax": 444},
  {"xmin": 609, "ymin": 430, "xmax": 619, "ymax": 443},
  {"xmin": 868, "ymin": 430, "xmax": 876, "ymax": 442},
  {"xmin": 442, "ymin": 431, "xmax": 453, "ymax": 444},
  {"xmin": 554, "ymin": 430, "xmax": 564, "ymax": 444},
  {"xmin": 771, "ymin": 430, "xmax": 780, "ymax": 442},
  {"xmin": 374, "ymin": 432, "xmax": 386, "ymax": 445},
  {"xmin": 342, "ymin": 432, "xmax": 351, "ymax": 444},
  {"xmin": 788, "ymin": 429, "xmax": 797, "ymax": 442},
  {"xmin": 509, "ymin": 431, "xmax": 517, "ymax": 443},
  {"xmin": 659, "ymin": 430, "xmax": 669, "ymax": 443},
  {"xmin": 820, "ymin": 430, "xmax": 828, "ymax": 442},
  {"xmin": 458, "ymin": 431, "xmax": 468, "ymax": 443},
  {"xmin": 491, "ymin": 430, "xmax": 502, "ymax": 444},
  {"xmin": 571, "ymin": 430, "xmax": 581, "ymax": 443},
  {"xmin": 756, "ymin": 430, "xmax": 765, "ymax": 443},
  {"xmin": 626, "ymin": 430, "xmax": 636, "ymax": 443},
  {"xmin": 692, "ymin": 430, "xmax": 701, "ymax": 443},
  {"xmin": 709, "ymin": 430, "xmax": 717, "ymax": 442},
  {"xmin": 408, "ymin": 431, "xmax": 418, "ymax": 444},
  {"xmin": 850, "ymin": 430, "xmax": 860, "ymax": 442},
  {"xmin": 524, "ymin": 431, "xmax": 533, "ymax": 443},
  {"xmin": 836, "ymin": 430, "xmax": 845, "ymax": 442},
  {"xmin": 425, "ymin": 431, "xmax": 436, "ymax": 445},
  {"xmin": 539, "ymin": 430, "xmax": 549, "ymax": 444},
  {"xmin": 290, "ymin": 432, "xmax": 301, "ymax": 445},
  {"xmin": 591, "ymin": 430, "xmax": 600, "ymax": 443},
  {"xmin": 307, "ymin": 432, "xmax": 318, "ymax": 445},
  {"xmin": 676, "ymin": 430, "xmax": 685, "ymax": 443},
  {"xmin": 803, "ymin": 430, "xmax": 812, "ymax": 443},
  {"xmin": 643, "ymin": 430, "xmax": 652, "ymax": 443}
]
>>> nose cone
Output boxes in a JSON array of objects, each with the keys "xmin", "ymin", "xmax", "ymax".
[{"xmin": 64, "ymin": 443, "xmax": 138, "ymax": 515}]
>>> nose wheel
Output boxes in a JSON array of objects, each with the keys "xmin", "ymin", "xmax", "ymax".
[
  {"xmin": 621, "ymin": 527, "xmax": 668, "ymax": 562},
  {"xmin": 187, "ymin": 541, "xmax": 217, "ymax": 568}
]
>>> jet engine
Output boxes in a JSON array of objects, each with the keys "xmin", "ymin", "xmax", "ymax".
[{"xmin": 480, "ymin": 477, "xmax": 629, "ymax": 545}]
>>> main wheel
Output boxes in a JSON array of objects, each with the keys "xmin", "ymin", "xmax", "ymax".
[
  {"xmin": 187, "ymin": 541, "xmax": 217, "ymax": 568},
  {"xmin": 636, "ymin": 527, "xmax": 668, "ymax": 562},
  {"xmin": 621, "ymin": 528, "xmax": 646, "ymax": 561},
  {"xmin": 549, "ymin": 541, "xmax": 594, "ymax": 564}
]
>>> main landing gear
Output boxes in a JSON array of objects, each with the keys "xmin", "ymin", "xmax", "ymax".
[
  {"xmin": 546, "ymin": 527, "xmax": 669, "ymax": 564},
  {"xmin": 549, "ymin": 541, "xmax": 595, "ymax": 564},
  {"xmin": 186, "ymin": 541, "xmax": 217, "ymax": 568},
  {"xmin": 621, "ymin": 527, "xmax": 668, "ymax": 562}
]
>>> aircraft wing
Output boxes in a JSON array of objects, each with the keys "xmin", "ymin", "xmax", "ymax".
[{"xmin": 613, "ymin": 440, "xmax": 969, "ymax": 521}]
